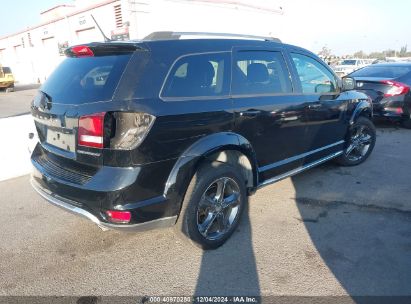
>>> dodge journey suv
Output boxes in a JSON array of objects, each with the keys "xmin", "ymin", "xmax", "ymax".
[{"xmin": 30, "ymin": 32, "xmax": 376, "ymax": 249}]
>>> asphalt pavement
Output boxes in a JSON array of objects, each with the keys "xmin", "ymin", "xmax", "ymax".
[
  {"xmin": 0, "ymin": 84, "xmax": 39, "ymax": 118},
  {"xmin": 0, "ymin": 122, "xmax": 410, "ymax": 297}
]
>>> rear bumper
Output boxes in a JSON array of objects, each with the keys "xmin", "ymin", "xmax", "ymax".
[
  {"xmin": 31, "ymin": 178, "xmax": 177, "ymax": 231},
  {"xmin": 30, "ymin": 143, "xmax": 180, "ymax": 230},
  {"xmin": 0, "ymin": 81, "xmax": 14, "ymax": 88},
  {"xmin": 372, "ymin": 98, "xmax": 410, "ymax": 120}
]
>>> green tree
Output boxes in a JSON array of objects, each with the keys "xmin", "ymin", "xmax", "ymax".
[
  {"xmin": 384, "ymin": 49, "xmax": 396, "ymax": 57},
  {"xmin": 318, "ymin": 46, "xmax": 332, "ymax": 58},
  {"xmin": 353, "ymin": 50, "xmax": 366, "ymax": 58},
  {"xmin": 369, "ymin": 52, "xmax": 385, "ymax": 60},
  {"xmin": 399, "ymin": 45, "xmax": 408, "ymax": 57}
]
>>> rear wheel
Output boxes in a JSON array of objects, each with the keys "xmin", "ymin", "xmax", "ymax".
[
  {"xmin": 175, "ymin": 162, "xmax": 246, "ymax": 250},
  {"xmin": 335, "ymin": 116, "xmax": 376, "ymax": 166}
]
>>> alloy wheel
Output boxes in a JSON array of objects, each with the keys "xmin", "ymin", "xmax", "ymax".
[
  {"xmin": 196, "ymin": 177, "xmax": 241, "ymax": 241},
  {"xmin": 345, "ymin": 125, "xmax": 373, "ymax": 162}
]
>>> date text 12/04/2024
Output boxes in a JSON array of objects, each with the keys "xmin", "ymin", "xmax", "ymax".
[{"xmin": 143, "ymin": 296, "xmax": 259, "ymax": 303}]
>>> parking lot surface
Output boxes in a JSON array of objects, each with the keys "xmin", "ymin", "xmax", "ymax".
[
  {"xmin": 0, "ymin": 122, "xmax": 410, "ymax": 297},
  {"xmin": 0, "ymin": 84, "xmax": 39, "ymax": 118}
]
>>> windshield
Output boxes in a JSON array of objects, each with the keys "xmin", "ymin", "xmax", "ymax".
[
  {"xmin": 341, "ymin": 60, "xmax": 357, "ymax": 65},
  {"xmin": 41, "ymin": 54, "xmax": 132, "ymax": 104},
  {"xmin": 350, "ymin": 65, "xmax": 411, "ymax": 78}
]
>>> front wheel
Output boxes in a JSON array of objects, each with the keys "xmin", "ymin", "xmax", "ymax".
[
  {"xmin": 335, "ymin": 116, "xmax": 376, "ymax": 166},
  {"xmin": 175, "ymin": 162, "xmax": 246, "ymax": 250}
]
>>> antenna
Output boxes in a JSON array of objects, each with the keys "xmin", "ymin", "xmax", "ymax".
[{"xmin": 90, "ymin": 14, "xmax": 111, "ymax": 42}]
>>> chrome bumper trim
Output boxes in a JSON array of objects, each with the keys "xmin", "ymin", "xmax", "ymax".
[{"xmin": 30, "ymin": 178, "xmax": 177, "ymax": 232}]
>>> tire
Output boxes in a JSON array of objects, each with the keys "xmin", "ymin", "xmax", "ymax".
[
  {"xmin": 401, "ymin": 118, "xmax": 411, "ymax": 129},
  {"xmin": 175, "ymin": 161, "xmax": 246, "ymax": 250},
  {"xmin": 335, "ymin": 116, "xmax": 376, "ymax": 166},
  {"xmin": 5, "ymin": 86, "xmax": 14, "ymax": 93}
]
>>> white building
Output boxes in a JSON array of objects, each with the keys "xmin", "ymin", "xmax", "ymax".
[{"xmin": 0, "ymin": 0, "xmax": 285, "ymax": 84}]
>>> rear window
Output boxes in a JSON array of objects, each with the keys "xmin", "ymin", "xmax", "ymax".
[
  {"xmin": 232, "ymin": 51, "xmax": 292, "ymax": 95},
  {"xmin": 161, "ymin": 52, "xmax": 230, "ymax": 99},
  {"xmin": 341, "ymin": 60, "xmax": 357, "ymax": 65},
  {"xmin": 41, "ymin": 54, "xmax": 132, "ymax": 104},
  {"xmin": 350, "ymin": 65, "xmax": 411, "ymax": 78},
  {"xmin": 2, "ymin": 67, "xmax": 11, "ymax": 74}
]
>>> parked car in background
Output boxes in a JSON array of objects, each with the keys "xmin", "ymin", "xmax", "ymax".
[
  {"xmin": 30, "ymin": 32, "xmax": 375, "ymax": 249},
  {"xmin": 333, "ymin": 59, "xmax": 368, "ymax": 77},
  {"xmin": 0, "ymin": 65, "xmax": 14, "ymax": 92},
  {"xmin": 347, "ymin": 62, "xmax": 411, "ymax": 128},
  {"xmin": 372, "ymin": 59, "xmax": 386, "ymax": 64},
  {"xmin": 363, "ymin": 59, "xmax": 375, "ymax": 65}
]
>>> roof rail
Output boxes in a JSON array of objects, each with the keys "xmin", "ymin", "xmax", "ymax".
[{"xmin": 143, "ymin": 31, "xmax": 281, "ymax": 43}]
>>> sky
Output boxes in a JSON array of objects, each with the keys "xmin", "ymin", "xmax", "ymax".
[
  {"xmin": 282, "ymin": 0, "xmax": 411, "ymax": 56},
  {"xmin": 0, "ymin": 0, "xmax": 68, "ymax": 35},
  {"xmin": 0, "ymin": 0, "xmax": 410, "ymax": 56}
]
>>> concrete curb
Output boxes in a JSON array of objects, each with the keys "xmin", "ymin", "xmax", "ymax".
[{"xmin": 0, "ymin": 114, "xmax": 37, "ymax": 181}]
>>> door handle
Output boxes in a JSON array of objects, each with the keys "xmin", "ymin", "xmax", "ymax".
[
  {"xmin": 308, "ymin": 103, "xmax": 321, "ymax": 109},
  {"xmin": 240, "ymin": 110, "xmax": 262, "ymax": 117}
]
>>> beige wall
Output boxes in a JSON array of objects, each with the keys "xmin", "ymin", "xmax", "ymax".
[{"xmin": 0, "ymin": 0, "xmax": 285, "ymax": 84}]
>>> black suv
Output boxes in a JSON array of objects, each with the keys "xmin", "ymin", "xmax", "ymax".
[{"xmin": 30, "ymin": 32, "xmax": 376, "ymax": 249}]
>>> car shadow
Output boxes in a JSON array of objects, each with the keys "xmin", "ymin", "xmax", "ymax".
[
  {"xmin": 290, "ymin": 159, "xmax": 411, "ymax": 299},
  {"xmin": 194, "ymin": 201, "xmax": 261, "ymax": 296},
  {"xmin": 373, "ymin": 117, "xmax": 402, "ymax": 129}
]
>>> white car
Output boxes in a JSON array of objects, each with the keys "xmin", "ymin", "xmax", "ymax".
[{"xmin": 333, "ymin": 59, "xmax": 368, "ymax": 77}]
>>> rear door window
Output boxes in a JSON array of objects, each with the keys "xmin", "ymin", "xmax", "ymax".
[
  {"xmin": 40, "ymin": 54, "xmax": 132, "ymax": 104},
  {"xmin": 232, "ymin": 51, "xmax": 292, "ymax": 95},
  {"xmin": 161, "ymin": 52, "xmax": 230, "ymax": 99},
  {"xmin": 291, "ymin": 53, "xmax": 337, "ymax": 94}
]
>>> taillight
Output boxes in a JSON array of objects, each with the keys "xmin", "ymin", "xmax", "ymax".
[
  {"xmin": 110, "ymin": 112, "xmax": 155, "ymax": 150},
  {"xmin": 77, "ymin": 112, "xmax": 155, "ymax": 150},
  {"xmin": 78, "ymin": 112, "xmax": 106, "ymax": 148},
  {"xmin": 381, "ymin": 80, "xmax": 410, "ymax": 97},
  {"xmin": 68, "ymin": 45, "xmax": 94, "ymax": 57},
  {"xmin": 105, "ymin": 210, "xmax": 131, "ymax": 224},
  {"xmin": 385, "ymin": 107, "xmax": 404, "ymax": 114}
]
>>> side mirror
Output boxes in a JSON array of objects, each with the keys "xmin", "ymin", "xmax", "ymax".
[{"xmin": 342, "ymin": 77, "xmax": 355, "ymax": 91}]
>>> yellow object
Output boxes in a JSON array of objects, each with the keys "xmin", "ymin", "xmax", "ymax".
[{"xmin": 0, "ymin": 65, "xmax": 15, "ymax": 91}]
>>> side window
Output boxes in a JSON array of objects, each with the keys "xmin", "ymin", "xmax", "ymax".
[
  {"xmin": 162, "ymin": 52, "xmax": 230, "ymax": 98},
  {"xmin": 232, "ymin": 51, "xmax": 292, "ymax": 95},
  {"xmin": 291, "ymin": 53, "xmax": 337, "ymax": 94}
]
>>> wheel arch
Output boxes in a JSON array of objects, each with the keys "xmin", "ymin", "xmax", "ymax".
[
  {"xmin": 349, "ymin": 98, "xmax": 373, "ymax": 125},
  {"xmin": 163, "ymin": 132, "xmax": 259, "ymax": 214}
]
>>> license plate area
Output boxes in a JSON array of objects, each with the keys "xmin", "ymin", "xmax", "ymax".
[
  {"xmin": 33, "ymin": 114, "xmax": 77, "ymax": 153},
  {"xmin": 46, "ymin": 128, "xmax": 76, "ymax": 152}
]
